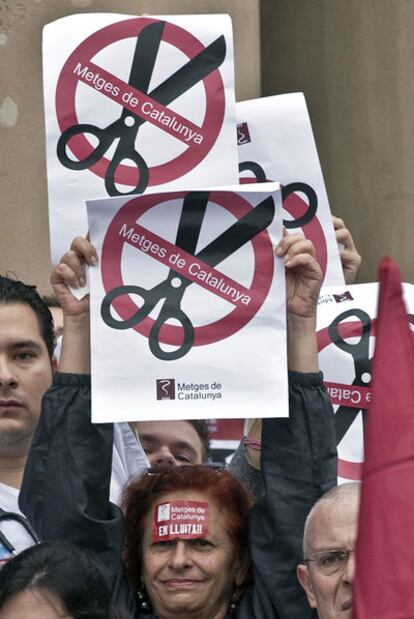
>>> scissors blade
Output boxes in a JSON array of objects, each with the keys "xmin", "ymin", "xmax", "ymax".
[
  {"xmin": 195, "ymin": 195, "xmax": 275, "ymax": 268},
  {"xmin": 174, "ymin": 191, "xmax": 209, "ymax": 255},
  {"xmin": 148, "ymin": 35, "xmax": 226, "ymax": 106},
  {"xmin": 127, "ymin": 21, "xmax": 165, "ymax": 96},
  {"xmin": 334, "ymin": 405, "xmax": 364, "ymax": 444}
]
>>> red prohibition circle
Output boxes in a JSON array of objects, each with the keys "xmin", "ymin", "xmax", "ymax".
[
  {"xmin": 101, "ymin": 191, "xmax": 275, "ymax": 347},
  {"xmin": 56, "ymin": 17, "xmax": 225, "ymax": 187},
  {"xmin": 318, "ymin": 319, "xmax": 377, "ymax": 480},
  {"xmin": 240, "ymin": 178, "xmax": 328, "ymax": 279}
]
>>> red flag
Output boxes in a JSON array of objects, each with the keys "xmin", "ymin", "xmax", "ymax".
[{"xmin": 353, "ymin": 257, "xmax": 414, "ymax": 618}]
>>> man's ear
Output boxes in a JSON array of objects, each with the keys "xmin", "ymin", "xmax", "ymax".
[{"xmin": 297, "ymin": 564, "xmax": 317, "ymax": 609}]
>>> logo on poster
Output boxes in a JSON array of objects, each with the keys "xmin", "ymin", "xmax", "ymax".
[
  {"xmin": 237, "ymin": 122, "xmax": 251, "ymax": 145},
  {"xmin": 156, "ymin": 379, "xmax": 176, "ymax": 400},
  {"xmin": 333, "ymin": 291, "xmax": 354, "ymax": 303},
  {"xmin": 157, "ymin": 503, "xmax": 171, "ymax": 521}
]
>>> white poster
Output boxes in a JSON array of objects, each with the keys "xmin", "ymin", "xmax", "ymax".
[
  {"xmin": 43, "ymin": 13, "xmax": 238, "ymax": 263},
  {"xmin": 237, "ymin": 93, "xmax": 344, "ymax": 287},
  {"xmin": 317, "ymin": 283, "xmax": 414, "ymax": 483},
  {"xmin": 86, "ymin": 183, "xmax": 288, "ymax": 422}
]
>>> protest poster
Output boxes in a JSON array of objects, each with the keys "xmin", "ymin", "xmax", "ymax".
[
  {"xmin": 43, "ymin": 13, "xmax": 238, "ymax": 263},
  {"xmin": 317, "ymin": 282, "xmax": 414, "ymax": 483},
  {"xmin": 237, "ymin": 93, "xmax": 344, "ymax": 287},
  {"xmin": 86, "ymin": 183, "xmax": 287, "ymax": 423}
]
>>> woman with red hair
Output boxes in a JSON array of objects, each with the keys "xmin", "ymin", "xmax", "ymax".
[
  {"xmin": 20, "ymin": 232, "xmax": 336, "ymax": 618},
  {"xmin": 122, "ymin": 465, "xmax": 252, "ymax": 618}
]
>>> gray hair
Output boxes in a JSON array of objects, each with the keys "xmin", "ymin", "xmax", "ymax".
[{"xmin": 302, "ymin": 482, "xmax": 361, "ymax": 558}]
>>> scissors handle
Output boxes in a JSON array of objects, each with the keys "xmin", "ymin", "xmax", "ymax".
[
  {"xmin": 281, "ymin": 182, "xmax": 318, "ymax": 229},
  {"xmin": 149, "ymin": 303, "xmax": 194, "ymax": 361},
  {"xmin": 101, "ymin": 284, "xmax": 158, "ymax": 330},
  {"xmin": 105, "ymin": 135, "xmax": 149, "ymax": 196},
  {"xmin": 101, "ymin": 281, "xmax": 194, "ymax": 360},
  {"xmin": 57, "ymin": 123, "xmax": 114, "ymax": 170},
  {"xmin": 328, "ymin": 308, "xmax": 371, "ymax": 356},
  {"xmin": 328, "ymin": 308, "xmax": 372, "ymax": 387},
  {"xmin": 238, "ymin": 161, "xmax": 267, "ymax": 183}
]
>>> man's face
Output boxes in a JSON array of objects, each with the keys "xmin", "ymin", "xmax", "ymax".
[
  {"xmin": 297, "ymin": 498, "xmax": 358, "ymax": 619},
  {"xmin": 135, "ymin": 420, "xmax": 204, "ymax": 468},
  {"xmin": 0, "ymin": 303, "xmax": 54, "ymax": 457}
]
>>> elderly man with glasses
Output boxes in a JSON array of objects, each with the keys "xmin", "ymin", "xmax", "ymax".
[{"xmin": 297, "ymin": 483, "xmax": 360, "ymax": 619}]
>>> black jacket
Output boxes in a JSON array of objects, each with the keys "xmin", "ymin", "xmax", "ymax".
[{"xmin": 20, "ymin": 371, "xmax": 336, "ymax": 618}]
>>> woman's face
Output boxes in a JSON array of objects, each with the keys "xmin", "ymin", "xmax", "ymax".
[
  {"xmin": 0, "ymin": 588, "xmax": 71, "ymax": 619},
  {"xmin": 142, "ymin": 490, "xmax": 244, "ymax": 619}
]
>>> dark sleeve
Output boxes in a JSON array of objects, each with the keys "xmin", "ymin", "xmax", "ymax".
[
  {"xmin": 19, "ymin": 373, "xmax": 137, "ymax": 614},
  {"xmin": 227, "ymin": 441, "xmax": 265, "ymax": 502},
  {"xmin": 238, "ymin": 371, "xmax": 337, "ymax": 619}
]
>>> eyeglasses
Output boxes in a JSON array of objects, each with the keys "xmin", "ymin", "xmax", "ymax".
[{"xmin": 303, "ymin": 549, "xmax": 354, "ymax": 575}]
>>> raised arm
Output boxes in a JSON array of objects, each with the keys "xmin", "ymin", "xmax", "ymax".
[
  {"xmin": 51, "ymin": 236, "xmax": 98, "ymax": 373},
  {"xmin": 238, "ymin": 233, "xmax": 337, "ymax": 619},
  {"xmin": 231, "ymin": 232, "xmax": 322, "ymax": 478},
  {"xmin": 19, "ymin": 239, "xmax": 137, "ymax": 612}
]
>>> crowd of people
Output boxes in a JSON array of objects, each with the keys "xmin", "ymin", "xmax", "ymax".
[{"xmin": 0, "ymin": 213, "xmax": 365, "ymax": 619}]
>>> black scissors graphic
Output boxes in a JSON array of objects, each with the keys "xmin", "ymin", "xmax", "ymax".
[
  {"xmin": 57, "ymin": 21, "xmax": 226, "ymax": 196},
  {"xmin": 328, "ymin": 308, "xmax": 372, "ymax": 445},
  {"xmin": 238, "ymin": 161, "xmax": 318, "ymax": 228},
  {"xmin": 101, "ymin": 191, "xmax": 275, "ymax": 361}
]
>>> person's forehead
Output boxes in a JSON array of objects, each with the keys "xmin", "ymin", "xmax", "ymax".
[
  {"xmin": 0, "ymin": 588, "xmax": 70, "ymax": 619},
  {"xmin": 308, "ymin": 499, "xmax": 358, "ymax": 552},
  {"xmin": 137, "ymin": 420, "xmax": 202, "ymax": 449},
  {"xmin": 145, "ymin": 489, "xmax": 229, "ymax": 539},
  {"xmin": 0, "ymin": 302, "xmax": 45, "ymax": 347}
]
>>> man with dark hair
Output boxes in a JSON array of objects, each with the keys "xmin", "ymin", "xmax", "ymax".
[
  {"xmin": 134, "ymin": 419, "xmax": 210, "ymax": 468},
  {"xmin": 0, "ymin": 275, "xmax": 148, "ymax": 561},
  {"xmin": 0, "ymin": 275, "xmax": 57, "ymax": 560}
]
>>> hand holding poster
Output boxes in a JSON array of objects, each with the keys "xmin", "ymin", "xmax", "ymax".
[
  {"xmin": 43, "ymin": 13, "xmax": 238, "ymax": 263},
  {"xmin": 317, "ymin": 282, "xmax": 414, "ymax": 482},
  {"xmin": 237, "ymin": 93, "xmax": 344, "ymax": 287},
  {"xmin": 86, "ymin": 183, "xmax": 287, "ymax": 423}
]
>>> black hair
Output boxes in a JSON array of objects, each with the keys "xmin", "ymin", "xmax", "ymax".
[
  {"xmin": 187, "ymin": 419, "xmax": 211, "ymax": 461},
  {"xmin": 0, "ymin": 541, "xmax": 131, "ymax": 619},
  {"xmin": 0, "ymin": 275, "xmax": 55, "ymax": 358}
]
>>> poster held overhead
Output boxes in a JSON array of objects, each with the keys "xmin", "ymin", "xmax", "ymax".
[
  {"xmin": 316, "ymin": 282, "xmax": 414, "ymax": 483},
  {"xmin": 237, "ymin": 93, "xmax": 344, "ymax": 287},
  {"xmin": 86, "ymin": 183, "xmax": 288, "ymax": 423},
  {"xmin": 43, "ymin": 13, "xmax": 238, "ymax": 263}
]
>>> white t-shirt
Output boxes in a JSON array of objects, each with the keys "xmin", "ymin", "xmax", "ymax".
[
  {"xmin": 110, "ymin": 421, "xmax": 149, "ymax": 503},
  {"xmin": 0, "ymin": 482, "xmax": 35, "ymax": 563}
]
